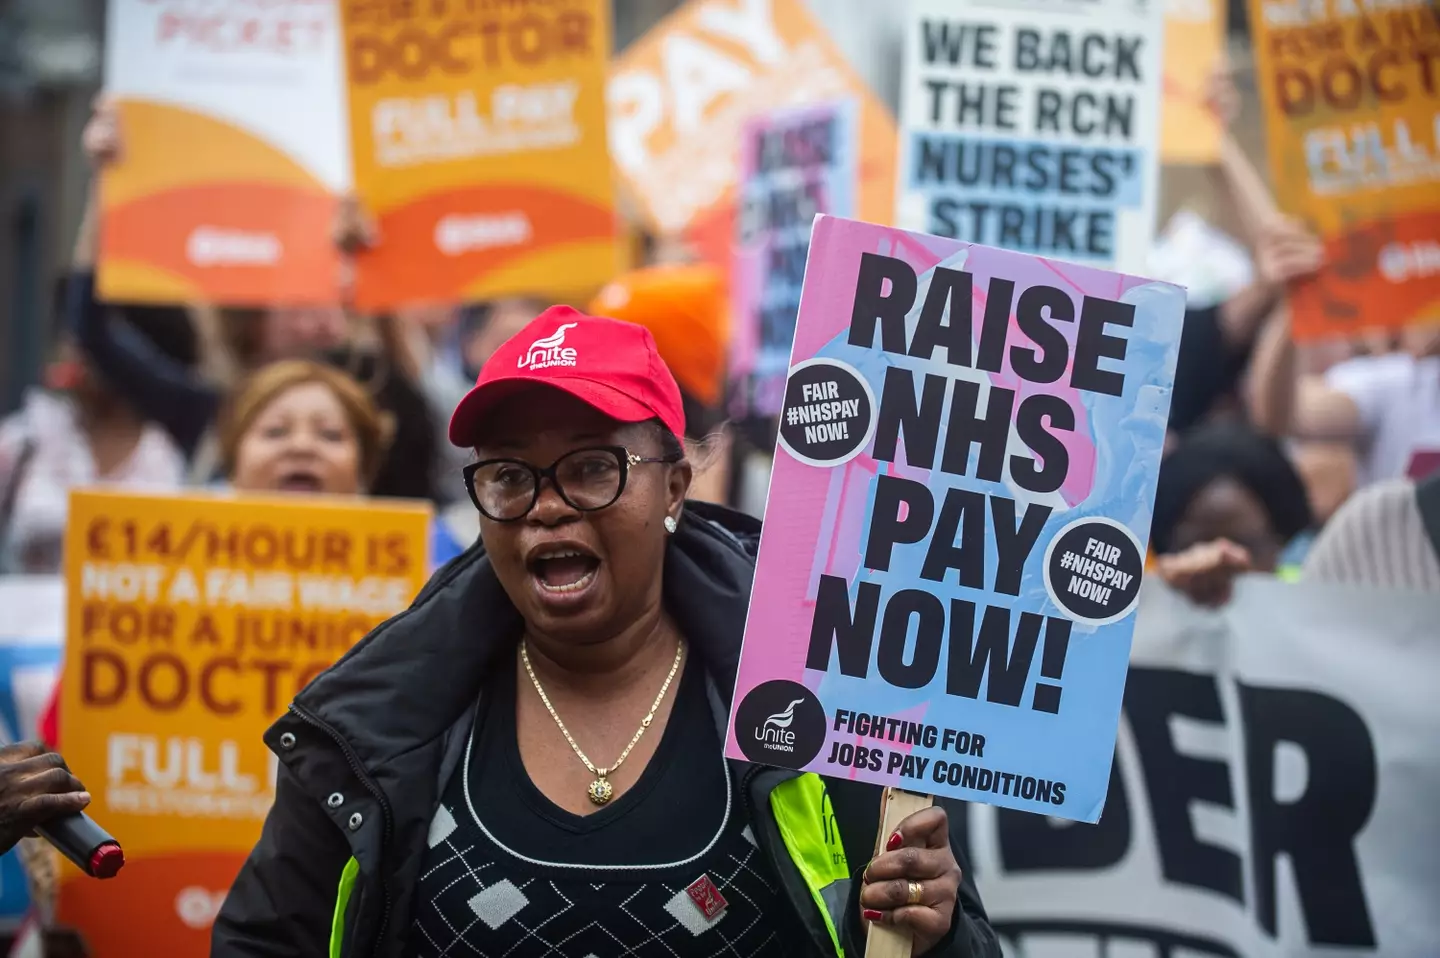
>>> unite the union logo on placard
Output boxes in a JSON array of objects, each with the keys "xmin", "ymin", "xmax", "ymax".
[
  {"xmin": 757, "ymin": 697, "xmax": 807, "ymax": 751},
  {"xmin": 734, "ymin": 680, "xmax": 826, "ymax": 768},
  {"xmin": 518, "ymin": 323, "xmax": 579, "ymax": 370}
]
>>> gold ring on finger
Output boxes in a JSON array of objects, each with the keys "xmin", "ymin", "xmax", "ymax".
[{"xmin": 906, "ymin": 880, "xmax": 923, "ymax": 906}]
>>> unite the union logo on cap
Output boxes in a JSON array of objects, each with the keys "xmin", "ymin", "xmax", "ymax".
[{"xmin": 518, "ymin": 322, "xmax": 579, "ymax": 371}]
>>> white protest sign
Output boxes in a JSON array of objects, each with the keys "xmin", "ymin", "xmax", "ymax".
[
  {"xmin": 896, "ymin": 0, "xmax": 1164, "ymax": 274},
  {"xmin": 105, "ymin": 0, "xmax": 350, "ymax": 191},
  {"xmin": 960, "ymin": 578, "xmax": 1440, "ymax": 957}
]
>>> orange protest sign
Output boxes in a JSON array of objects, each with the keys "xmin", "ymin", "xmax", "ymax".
[
  {"xmin": 56, "ymin": 491, "xmax": 429, "ymax": 956},
  {"xmin": 1250, "ymin": 0, "xmax": 1440, "ymax": 339},
  {"xmin": 1160, "ymin": 0, "xmax": 1226, "ymax": 164},
  {"xmin": 608, "ymin": 0, "xmax": 896, "ymax": 266},
  {"xmin": 98, "ymin": 0, "xmax": 349, "ymax": 306},
  {"xmin": 342, "ymin": 0, "xmax": 619, "ymax": 310}
]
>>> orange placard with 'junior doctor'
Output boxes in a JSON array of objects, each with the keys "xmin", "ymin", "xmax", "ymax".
[
  {"xmin": 56, "ymin": 491, "xmax": 429, "ymax": 958},
  {"xmin": 341, "ymin": 0, "xmax": 619, "ymax": 310}
]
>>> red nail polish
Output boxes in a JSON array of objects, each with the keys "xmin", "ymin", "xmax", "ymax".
[
  {"xmin": 863, "ymin": 909, "xmax": 883, "ymax": 922},
  {"xmin": 886, "ymin": 830, "xmax": 902, "ymax": 851}
]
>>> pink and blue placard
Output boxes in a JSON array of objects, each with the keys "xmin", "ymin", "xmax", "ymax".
[
  {"xmin": 724, "ymin": 215, "xmax": 1184, "ymax": 823},
  {"xmin": 730, "ymin": 99, "xmax": 858, "ymax": 420}
]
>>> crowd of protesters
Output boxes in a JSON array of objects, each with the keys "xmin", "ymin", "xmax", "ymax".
[
  {"xmin": 6, "ymin": 76, "xmax": 1429, "ymax": 598},
  {"xmin": 0, "ymin": 42, "xmax": 1437, "ymax": 958},
  {"xmin": 0, "ymin": 103, "xmax": 751, "ymax": 590}
]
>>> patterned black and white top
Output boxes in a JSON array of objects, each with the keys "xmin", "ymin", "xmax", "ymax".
[{"xmin": 405, "ymin": 651, "xmax": 804, "ymax": 957}]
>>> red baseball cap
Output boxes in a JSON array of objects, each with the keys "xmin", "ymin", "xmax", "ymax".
[{"xmin": 448, "ymin": 305, "xmax": 686, "ymax": 447}]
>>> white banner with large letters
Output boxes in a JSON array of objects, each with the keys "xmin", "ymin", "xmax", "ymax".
[{"xmin": 958, "ymin": 577, "xmax": 1440, "ymax": 957}]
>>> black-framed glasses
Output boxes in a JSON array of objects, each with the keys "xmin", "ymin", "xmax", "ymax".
[{"xmin": 462, "ymin": 446, "xmax": 680, "ymax": 522}]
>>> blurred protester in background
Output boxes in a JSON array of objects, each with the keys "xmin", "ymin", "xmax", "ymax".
[
  {"xmin": 1287, "ymin": 438, "xmax": 1356, "ymax": 528},
  {"xmin": 218, "ymin": 360, "xmax": 388, "ymax": 499},
  {"xmin": 68, "ymin": 97, "xmax": 442, "ymax": 502},
  {"xmin": 590, "ymin": 262, "xmax": 733, "ymax": 503},
  {"xmin": 216, "ymin": 360, "xmax": 465, "ymax": 567},
  {"xmin": 1167, "ymin": 215, "xmax": 1323, "ymax": 440},
  {"xmin": 1302, "ymin": 473, "xmax": 1440, "ymax": 592},
  {"xmin": 1161, "ymin": 64, "xmax": 1325, "ymax": 441},
  {"xmin": 0, "ymin": 307, "xmax": 196, "ymax": 574},
  {"xmin": 391, "ymin": 302, "xmax": 473, "ymax": 506},
  {"xmin": 208, "ymin": 305, "xmax": 351, "ymax": 378},
  {"xmin": 1151, "ymin": 421, "xmax": 1315, "ymax": 606},
  {"xmin": 1250, "ymin": 314, "xmax": 1440, "ymax": 487},
  {"xmin": 462, "ymin": 296, "xmax": 552, "ymax": 377},
  {"xmin": 343, "ymin": 310, "xmax": 442, "ymax": 503}
]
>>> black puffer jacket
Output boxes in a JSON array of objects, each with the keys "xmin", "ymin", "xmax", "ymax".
[{"xmin": 211, "ymin": 501, "xmax": 1001, "ymax": 958}]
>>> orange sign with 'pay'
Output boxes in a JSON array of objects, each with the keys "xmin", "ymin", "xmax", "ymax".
[
  {"xmin": 342, "ymin": 0, "xmax": 619, "ymax": 309},
  {"xmin": 1251, "ymin": 0, "xmax": 1440, "ymax": 339},
  {"xmin": 57, "ymin": 491, "xmax": 429, "ymax": 957},
  {"xmin": 609, "ymin": 0, "xmax": 896, "ymax": 267}
]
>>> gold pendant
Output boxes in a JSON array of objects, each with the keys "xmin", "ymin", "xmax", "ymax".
[{"xmin": 587, "ymin": 778, "xmax": 614, "ymax": 805}]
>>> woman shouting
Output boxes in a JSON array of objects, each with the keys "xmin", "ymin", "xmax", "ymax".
[{"xmin": 213, "ymin": 308, "xmax": 1000, "ymax": 958}]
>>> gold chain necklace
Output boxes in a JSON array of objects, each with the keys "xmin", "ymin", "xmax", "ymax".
[{"xmin": 520, "ymin": 639, "xmax": 684, "ymax": 806}]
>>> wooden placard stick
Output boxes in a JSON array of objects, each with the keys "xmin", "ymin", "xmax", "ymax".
[{"xmin": 864, "ymin": 786, "xmax": 936, "ymax": 958}]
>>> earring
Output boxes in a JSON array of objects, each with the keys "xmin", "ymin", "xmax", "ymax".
[{"xmin": 663, "ymin": 516, "xmax": 678, "ymax": 534}]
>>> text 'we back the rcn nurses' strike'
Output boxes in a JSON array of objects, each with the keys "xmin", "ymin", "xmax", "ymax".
[{"xmin": 724, "ymin": 215, "xmax": 1184, "ymax": 824}]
